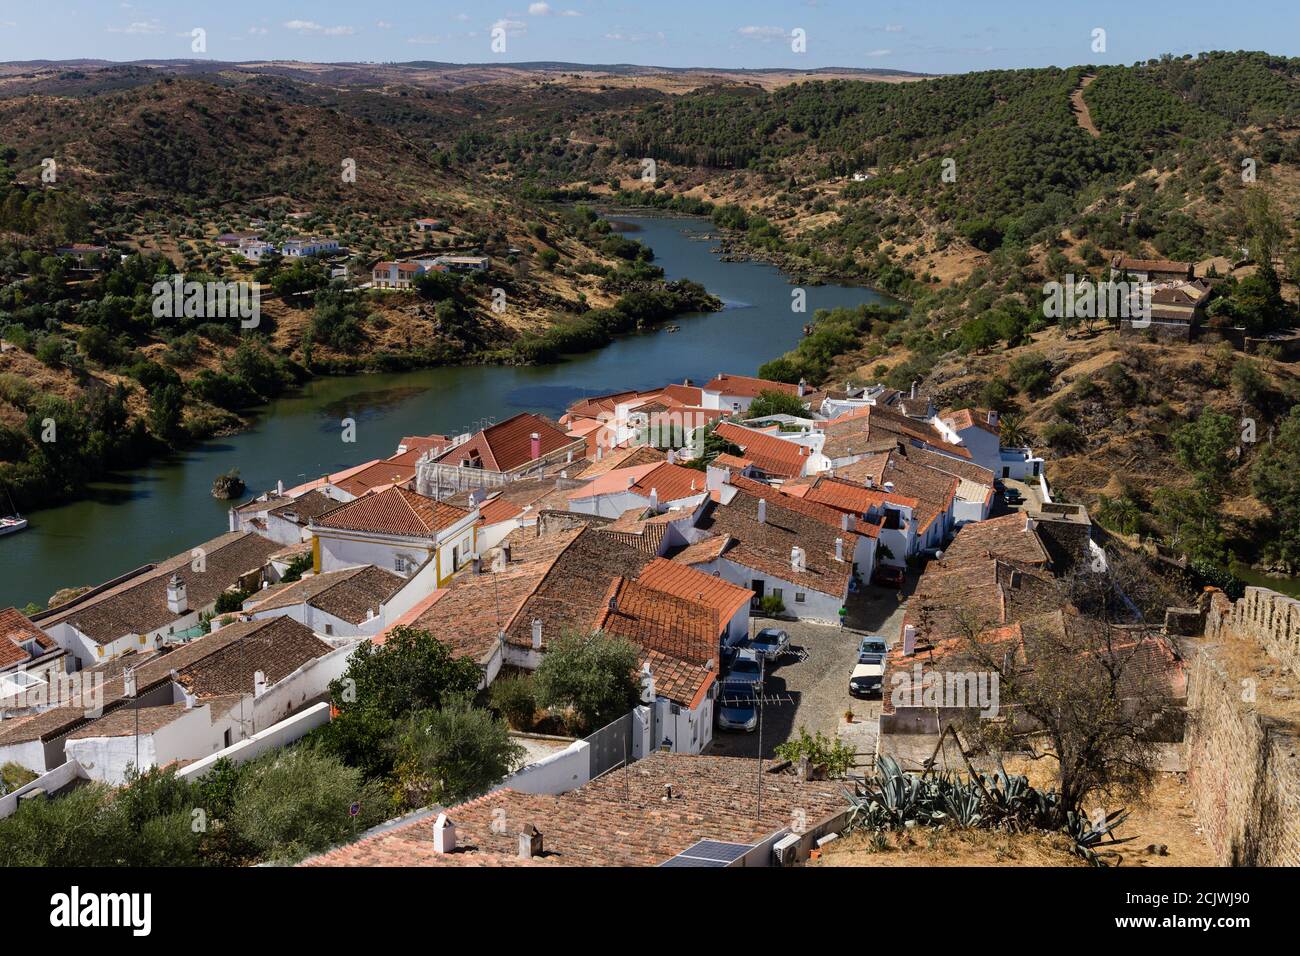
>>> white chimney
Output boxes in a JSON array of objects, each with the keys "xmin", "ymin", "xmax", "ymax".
[
  {"xmin": 757, "ymin": 498, "xmax": 767, "ymax": 524},
  {"xmin": 1024, "ymin": 515, "xmax": 1036, "ymax": 532},
  {"xmin": 519, "ymin": 825, "xmax": 543, "ymax": 859},
  {"xmin": 987, "ymin": 410, "xmax": 999, "ymax": 427},
  {"xmin": 835, "ymin": 538, "xmax": 844, "ymax": 562},
  {"xmin": 627, "ymin": 475, "xmax": 636, "ymax": 490},
  {"xmin": 840, "ymin": 512, "xmax": 851, "ymax": 532},
  {"xmin": 433, "ymin": 813, "xmax": 457, "ymax": 854},
  {"xmin": 639, "ymin": 661, "xmax": 655, "ymax": 704},
  {"xmin": 884, "ymin": 481, "xmax": 895, "ymax": 493},
  {"xmin": 791, "ymin": 546, "xmax": 806, "ymax": 573},
  {"xmin": 798, "ymin": 378, "xmax": 807, "ymax": 397},
  {"xmin": 253, "ymin": 669, "xmax": 268, "ymax": 697},
  {"xmin": 166, "ymin": 574, "xmax": 188, "ymax": 615},
  {"xmin": 531, "ymin": 618, "xmax": 543, "ymax": 650},
  {"xmin": 667, "ymin": 449, "xmax": 677, "ymax": 464},
  {"xmin": 277, "ymin": 479, "xmax": 285, "ymax": 496},
  {"xmin": 228, "ymin": 507, "xmax": 237, "ymax": 533},
  {"xmin": 903, "ymin": 624, "xmax": 917, "ymax": 655},
  {"xmin": 910, "ymin": 381, "xmax": 918, "ymax": 399},
  {"xmin": 649, "ymin": 487, "xmax": 659, "ymax": 510}
]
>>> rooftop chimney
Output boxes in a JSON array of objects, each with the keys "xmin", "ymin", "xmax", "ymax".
[
  {"xmin": 757, "ymin": 498, "xmax": 767, "ymax": 524},
  {"xmin": 798, "ymin": 378, "xmax": 807, "ymax": 397},
  {"xmin": 627, "ymin": 475, "xmax": 637, "ymax": 490},
  {"xmin": 472, "ymin": 554, "xmax": 483, "ymax": 575},
  {"xmin": 502, "ymin": 544, "xmax": 513, "ymax": 565},
  {"xmin": 791, "ymin": 546, "xmax": 806, "ymax": 573},
  {"xmin": 253, "ymin": 670, "xmax": 268, "ymax": 697},
  {"xmin": 433, "ymin": 813, "xmax": 457, "ymax": 854},
  {"xmin": 518, "ymin": 824, "xmax": 543, "ymax": 859},
  {"xmin": 530, "ymin": 432, "xmax": 541, "ymax": 460},
  {"xmin": 841, "ymin": 513, "xmax": 851, "ymax": 532},
  {"xmin": 910, "ymin": 381, "xmax": 918, "ymax": 399},
  {"xmin": 649, "ymin": 488, "xmax": 659, "ymax": 510},
  {"xmin": 531, "ymin": 618, "xmax": 543, "ymax": 650},
  {"xmin": 903, "ymin": 624, "xmax": 917, "ymax": 656},
  {"xmin": 884, "ymin": 481, "xmax": 895, "ymax": 494},
  {"xmin": 835, "ymin": 538, "xmax": 844, "ymax": 562},
  {"xmin": 987, "ymin": 409, "xmax": 999, "ymax": 427},
  {"xmin": 166, "ymin": 574, "xmax": 188, "ymax": 615}
]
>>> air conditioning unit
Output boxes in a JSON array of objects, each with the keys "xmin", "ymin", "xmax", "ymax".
[{"xmin": 771, "ymin": 833, "xmax": 800, "ymax": 867}]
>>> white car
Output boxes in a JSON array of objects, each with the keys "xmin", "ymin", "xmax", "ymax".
[{"xmin": 849, "ymin": 657, "xmax": 884, "ymax": 698}]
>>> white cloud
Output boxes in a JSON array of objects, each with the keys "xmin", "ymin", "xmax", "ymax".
[
  {"xmin": 283, "ymin": 19, "xmax": 355, "ymax": 36},
  {"xmin": 738, "ymin": 25, "xmax": 785, "ymax": 42},
  {"xmin": 407, "ymin": 35, "xmax": 444, "ymax": 45},
  {"xmin": 376, "ymin": 20, "xmax": 393, "ymax": 29},
  {"xmin": 108, "ymin": 19, "xmax": 164, "ymax": 34},
  {"xmin": 604, "ymin": 30, "xmax": 665, "ymax": 43},
  {"xmin": 492, "ymin": 18, "xmax": 526, "ymax": 36},
  {"xmin": 248, "ymin": 26, "xmax": 269, "ymax": 35},
  {"xmin": 883, "ymin": 24, "xmax": 904, "ymax": 33},
  {"xmin": 559, "ymin": 8, "xmax": 581, "ymax": 15},
  {"xmin": 866, "ymin": 48, "xmax": 892, "ymax": 57},
  {"xmin": 528, "ymin": 2, "xmax": 551, "ymax": 14}
]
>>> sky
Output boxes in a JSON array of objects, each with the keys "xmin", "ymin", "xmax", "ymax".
[{"xmin": 0, "ymin": 1, "xmax": 1297, "ymax": 74}]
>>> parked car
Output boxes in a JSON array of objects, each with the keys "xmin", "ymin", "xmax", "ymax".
[
  {"xmin": 716, "ymin": 681, "xmax": 758, "ymax": 732},
  {"xmin": 748, "ymin": 627, "xmax": 790, "ymax": 661},
  {"xmin": 724, "ymin": 648, "xmax": 764, "ymax": 687},
  {"xmin": 849, "ymin": 653, "xmax": 885, "ymax": 698},
  {"xmin": 1004, "ymin": 489, "xmax": 1024, "ymax": 505},
  {"xmin": 857, "ymin": 635, "xmax": 888, "ymax": 659},
  {"xmin": 872, "ymin": 565, "xmax": 905, "ymax": 589}
]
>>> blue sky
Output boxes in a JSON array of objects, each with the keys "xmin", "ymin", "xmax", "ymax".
[{"xmin": 1, "ymin": 1, "xmax": 1297, "ymax": 73}]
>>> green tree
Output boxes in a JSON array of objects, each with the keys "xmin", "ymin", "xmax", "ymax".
[
  {"xmin": 1250, "ymin": 406, "xmax": 1300, "ymax": 573},
  {"xmin": 533, "ymin": 631, "xmax": 640, "ymax": 733},
  {"xmin": 746, "ymin": 388, "xmax": 808, "ymax": 419},
  {"xmin": 1171, "ymin": 409, "xmax": 1236, "ymax": 486},
  {"xmin": 229, "ymin": 746, "xmax": 389, "ymax": 863},
  {"xmin": 389, "ymin": 695, "xmax": 525, "ymax": 809}
]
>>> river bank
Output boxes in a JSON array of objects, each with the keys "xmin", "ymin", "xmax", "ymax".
[{"xmin": 1, "ymin": 215, "xmax": 899, "ymax": 608}]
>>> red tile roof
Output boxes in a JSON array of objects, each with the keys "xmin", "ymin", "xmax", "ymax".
[
  {"xmin": 714, "ymin": 422, "xmax": 809, "ymax": 479},
  {"xmin": 703, "ymin": 373, "xmax": 799, "ymax": 399},
  {"xmin": 637, "ymin": 558, "xmax": 753, "ymax": 632},
  {"xmin": 941, "ymin": 407, "xmax": 999, "ymax": 436},
  {"xmin": 433, "ymin": 413, "xmax": 577, "ymax": 473},
  {"xmin": 0, "ymin": 607, "xmax": 57, "ymax": 669},
  {"xmin": 332, "ymin": 458, "xmax": 417, "ymax": 497},
  {"xmin": 314, "ymin": 486, "xmax": 470, "ymax": 538}
]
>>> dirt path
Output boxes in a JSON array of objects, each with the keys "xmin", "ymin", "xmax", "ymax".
[{"xmin": 1071, "ymin": 73, "xmax": 1100, "ymax": 138}]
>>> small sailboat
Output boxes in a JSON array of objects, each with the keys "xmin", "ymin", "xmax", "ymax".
[{"xmin": 1, "ymin": 492, "xmax": 27, "ymax": 537}]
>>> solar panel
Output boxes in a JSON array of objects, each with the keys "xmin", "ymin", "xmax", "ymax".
[{"xmin": 658, "ymin": 839, "xmax": 753, "ymax": 867}]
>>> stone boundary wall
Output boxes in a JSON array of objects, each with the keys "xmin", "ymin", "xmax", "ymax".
[{"xmin": 1186, "ymin": 588, "xmax": 1300, "ymax": 866}]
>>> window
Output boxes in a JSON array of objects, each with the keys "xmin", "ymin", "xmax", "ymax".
[
  {"xmin": 772, "ymin": 588, "xmax": 784, "ymax": 602},
  {"xmin": 324, "ymin": 623, "xmax": 333, "ymax": 636},
  {"xmin": 452, "ymin": 546, "xmax": 461, "ymax": 570},
  {"xmin": 795, "ymin": 592, "xmax": 806, "ymax": 603},
  {"xmin": 394, "ymin": 556, "xmax": 408, "ymax": 573}
]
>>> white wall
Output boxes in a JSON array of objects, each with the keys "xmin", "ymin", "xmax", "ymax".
[
  {"xmin": 0, "ymin": 760, "xmax": 87, "ymax": 819},
  {"xmin": 177, "ymin": 702, "xmax": 331, "ymax": 781},
  {"xmin": 499, "ymin": 739, "xmax": 591, "ymax": 794},
  {"xmin": 704, "ymin": 557, "xmax": 845, "ymax": 624},
  {"xmin": 318, "ymin": 531, "xmax": 432, "ymax": 578}
]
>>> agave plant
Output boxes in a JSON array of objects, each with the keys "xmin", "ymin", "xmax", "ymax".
[{"xmin": 1065, "ymin": 808, "xmax": 1133, "ymax": 866}]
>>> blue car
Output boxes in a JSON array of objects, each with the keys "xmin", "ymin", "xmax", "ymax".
[
  {"xmin": 747, "ymin": 628, "xmax": 790, "ymax": 661},
  {"xmin": 724, "ymin": 649, "xmax": 764, "ymax": 687},
  {"xmin": 717, "ymin": 681, "xmax": 758, "ymax": 732}
]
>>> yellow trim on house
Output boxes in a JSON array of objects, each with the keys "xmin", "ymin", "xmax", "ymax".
[{"xmin": 311, "ymin": 535, "xmax": 321, "ymax": 573}]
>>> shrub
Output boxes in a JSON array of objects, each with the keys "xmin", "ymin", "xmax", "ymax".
[
  {"xmin": 760, "ymin": 594, "xmax": 786, "ymax": 616},
  {"xmin": 490, "ymin": 673, "xmax": 538, "ymax": 730}
]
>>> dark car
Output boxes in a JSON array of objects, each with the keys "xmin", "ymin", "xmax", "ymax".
[
  {"xmin": 716, "ymin": 681, "xmax": 758, "ymax": 732},
  {"xmin": 748, "ymin": 627, "xmax": 790, "ymax": 661},
  {"xmin": 872, "ymin": 565, "xmax": 905, "ymax": 589}
]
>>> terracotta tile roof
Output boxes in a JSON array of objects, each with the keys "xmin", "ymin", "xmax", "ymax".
[
  {"xmin": 66, "ymin": 702, "xmax": 194, "ymax": 739},
  {"xmin": 245, "ymin": 566, "xmax": 405, "ymax": 624},
  {"xmin": 729, "ymin": 474, "xmax": 882, "ymax": 538},
  {"xmin": 268, "ymin": 489, "xmax": 342, "ymax": 526},
  {"xmin": 894, "ymin": 444, "xmax": 995, "ymax": 486},
  {"xmin": 575, "ymin": 444, "xmax": 666, "ymax": 478},
  {"xmin": 595, "ymin": 508, "xmax": 672, "ymax": 556},
  {"xmin": 176, "ymin": 616, "xmax": 333, "ymax": 698},
  {"xmin": 711, "ymin": 453, "xmax": 755, "ymax": 470},
  {"xmin": 0, "ymin": 617, "xmax": 316, "ymax": 746},
  {"xmin": 432, "ymin": 413, "xmax": 575, "ymax": 473},
  {"xmin": 0, "ymin": 607, "xmax": 57, "ymax": 669},
  {"xmin": 714, "ymin": 422, "xmax": 809, "ymax": 479},
  {"xmin": 941, "ymin": 407, "xmax": 999, "ymax": 436},
  {"xmin": 670, "ymin": 534, "xmax": 734, "ymax": 566},
  {"xmin": 799, "ymin": 475, "xmax": 919, "ymax": 514},
  {"xmin": 235, "ymin": 494, "xmax": 293, "ymax": 515},
  {"xmin": 637, "ymin": 557, "xmax": 752, "ymax": 632},
  {"xmin": 283, "ymin": 459, "xmax": 383, "ymax": 497},
  {"xmin": 565, "ymin": 390, "xmax": 643, "ymax": 420},
  {"xmin": 630, "ymin": 462, "xmax": 707, "ymax": 502},
  {"xmin": 824, "ymin": 405, "xmax": 972, "ymax": 461},
  {"xmin": 567, "ymin": 462, "xmax": 661, "ymax": 500},
  {"xmin": 333, "ymin": 459, "xmax": 417, "ymax": 498},
  {"xmin": 695, "ymin": 490, "xmax": 857, "ymax": 599},
  {"xmin": 942, "ymin": 513, "xmax": 1051, "ymax": 567},
  {"xmin": 314, "ymin": 487, "xmax": 470, "ymax": 539},
  {"xmin": 595, "ymin": 578, "xmax": 718, "ymax": 707},
  {"xmin": 901, "ymin": 556, "xmax": 1061, "ymax": 648},
  {"xmin": 37, "ymin": 532, "xmax": 282, "ymax": 646},
  {"xmin": 302, "ymin": 752, "xmax": 846, "ymax": 867},
  {"xmin": 703, "ymin": 373, "xmax": 800, "ymax": 399},
  {"xmin": 659, "ymin": 383, "xmax": 705, "ymax": 406},
  {"xmin": 834, "ymin": 452, "xmax": 957, "ymax": 534},
  {"xmin": 477, "ymin": 496, "xmax": 526, "ymax": 526},
  {"xmin": 397, "ymin": 435, "xmax": 451, "ymax": 456}
]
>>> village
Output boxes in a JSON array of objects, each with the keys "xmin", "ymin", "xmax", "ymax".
[{"xmin": 2, "ymin": 350, "xmax": 1296, "ymax": 869}]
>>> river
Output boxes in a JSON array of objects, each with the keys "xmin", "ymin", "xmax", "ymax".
[{"xmin": 2, "ymin": 216, "xmax": 897, "ymax": 608}]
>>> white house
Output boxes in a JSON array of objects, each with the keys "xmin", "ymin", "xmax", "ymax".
[
  {"xmin": 309, "ymin": 486, "xmax": 477, "ymax": 588},
  {"xmin": 280, "ymin": 237, "xmax": 340, "ymax": 258},
  {"xmin": 566, "ymin": 462, "xmax": 708, "ymax": 519}
]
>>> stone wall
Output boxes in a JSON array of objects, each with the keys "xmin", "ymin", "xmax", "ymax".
[
  {"xmin": 1186, "ymin": 588, "xmax": 1300, "ymax": 866},
  {"xmin": 1205, "ymin": 587, "xmax": 1300, "ymax": 677}
]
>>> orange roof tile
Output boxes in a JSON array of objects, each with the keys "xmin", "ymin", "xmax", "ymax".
[{"xmin": 314, "ymin": 486, "xmax": 470, "ymax": 538}]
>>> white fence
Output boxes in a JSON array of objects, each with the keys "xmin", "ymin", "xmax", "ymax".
[{"xmin": 176, "ymin": 702, "xmax": 331, "ymax": 781}]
